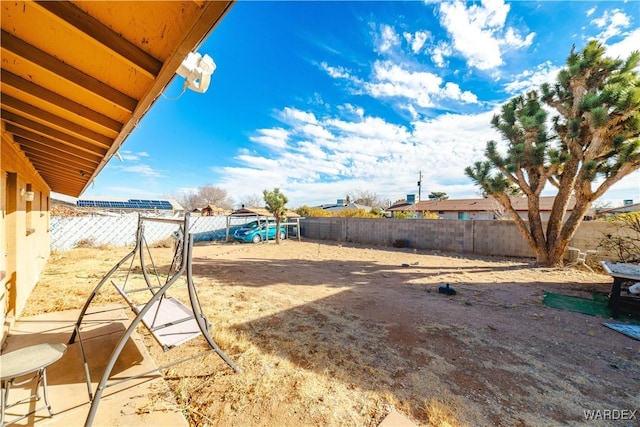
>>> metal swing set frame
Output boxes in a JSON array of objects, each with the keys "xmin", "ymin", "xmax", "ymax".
[{"xmin": 68, "ymin": 213, "xmax": 240, "ymax": 426}]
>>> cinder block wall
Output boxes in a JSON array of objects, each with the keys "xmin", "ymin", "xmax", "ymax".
[
  {"xmin": 300, "ymin": 217, "xmax": 617, "ymax": 259},
  {"xmin": 472, "ymin": 220, "xmax": 534, "ymax": 257},
  {"xmin": 570, "ymin": 221, "xmax": 613, "ymax": 251}
]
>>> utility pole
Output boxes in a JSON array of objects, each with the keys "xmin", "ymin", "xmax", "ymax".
[{"xmin": 417, "ymin": 171, "xmax": 422, "ymax": 202}]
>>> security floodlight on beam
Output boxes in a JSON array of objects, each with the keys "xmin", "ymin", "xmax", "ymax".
[{"xmin": 176, "ymin": 51, "xmax": 216, "ymax": 94}]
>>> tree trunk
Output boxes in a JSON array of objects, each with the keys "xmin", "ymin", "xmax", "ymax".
[
  {"xmin": 545, "ymin": 198, "xmax": 594, "ymax": 267},
  {"xmin": 546, "ymin": 160, "xmax": 579, "ymax": 251},
  {"xmin": 493, "ymin": 194, "xmax": 548, "ymax": 264}
]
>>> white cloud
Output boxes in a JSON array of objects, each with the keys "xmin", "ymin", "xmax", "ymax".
[
  {"xmin": 301, "ymin": 123, "xmax": 333, "ymax": 140},
  {"xmin": 443, "ymin": 82, "xmax": 479, "ymax": 103},
  {"xmin": 337, "ymin": 104, "xmax": 365, "ymax": 119},
  {"xmin": 504, "ymin": 24, "xmax": 640, "ymax": 96},
  {"xmin": 320, "ymin": 62, "xmax": 354, "ymax": 80},
  {"xmin": 366, "ymin": 61, "xmax": 442, "ymax": 107},
  {"xmin": 281, "ymin": 107, "xmax": 318, "ymax": 125},
  {"xmin": 327, "ymin": 115, "xmax": 411, "ymax": 143},
  {"xmin": 119, "ymin": 164, "xmax": 164, "ymax": 178},
  {"xmin": 437, "ymin": 0, "xmax": 535, "ymax": 70},
  {"xmin": 503, "ymin": 60, "xmax": 560, "ymax": 95},
  {"xmin": 235, "ymin": 154, "xmax": 279, "ymax": 170},
  {"xmin": 406, "ymin": 104, "xmax": 419, "ymax": 121},
  {"xmin": 503, "ymin": 27, "xmax": 535, "ymax": 49},
  {"xmin": 604, "ymin": 27, "xmax": 640, "ymax": 59},
  {"xmin": 215, "ymin": 97, "xmax": 637, "ymax": 208},
  {"xmin": 430, "ymin": 42, "xmax": 452, "ymax": 67},
  {"xmin": 376, "ymin": 24, "xmax": 401, "ymax": 54},
  {"xmin": 591, "ymin": 9, "xmax": 631, "ymax": 42},
  {"xmin": 586, "ymin": 6, "xmax": 597, "ymax": 17},
  {"xmin": 216, "ymin": 103, "xmax": 503, "ymax": 207},
  {"xmin": 250, "ymin": 128, "xmax": 289, "ymax": 149},
  {"xmin": 297, "ymin": 140, "xmax": 329, "ymax": 160},
  {"xmin": 403, "ymin": 30, "xmax": 430, "ymax": 54},
  {"xmin": 120, "ymin": 150, "xmax": 149, "ymax": 161},
  {"xmin": 365, "ymin": 60, "xmax": 478, "ymax": 107}
]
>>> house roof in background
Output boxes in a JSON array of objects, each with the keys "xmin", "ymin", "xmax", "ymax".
[
  {"xmin": 203, "ymin": 204, "xmax": 226, "ymax": 212},
  {"xmin": 1, "ymin": 0, "xmax": 234, "ymax": 196},
  {"xmin": 597, "ymin": 202, "xmax": 640, "ymax": 215},
  {"xmin": 318, "ymin": 202, "xmax": 372, "ymax": 213},
  {"xmin": 388, "ymin": 196, "xmax": 576, "ymax": 212},
  {"xmin": 231, "ymin": 208, "xmax": 301, "ymax": 218}
]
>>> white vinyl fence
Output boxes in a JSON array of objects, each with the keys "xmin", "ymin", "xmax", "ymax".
[{"xmin": 50, "ymin": 215, "xmax": 251, "ymax": 251}]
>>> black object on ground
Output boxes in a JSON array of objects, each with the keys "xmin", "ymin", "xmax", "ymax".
[{"xmin": 438, "ymin": 284, "xmax": 456, "ymax": 295}]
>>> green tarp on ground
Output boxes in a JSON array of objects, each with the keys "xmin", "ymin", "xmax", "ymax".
[
  {"xmin": 542, "ymin": 292, "xmax": 640, "ymax": 324},
  {"xmin": 542, "ymin": 292, "xmax": 612, "ymax": 318}
]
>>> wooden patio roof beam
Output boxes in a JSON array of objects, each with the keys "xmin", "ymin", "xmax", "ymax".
[
  {"xmin": 33, "ymin": 1, "xmax": 163, "ymax": 78},
  {"xmin": 1, "ymin": 70, "xmax": 123, "ymax": 134},
  {"xmin": 1, "ymin": 30, "xmax": 137, "ymax": 112}
]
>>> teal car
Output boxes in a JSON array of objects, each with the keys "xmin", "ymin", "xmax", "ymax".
[{"xmin": 233, "ymin": 220, "xmax": 286, "ymax": 243}]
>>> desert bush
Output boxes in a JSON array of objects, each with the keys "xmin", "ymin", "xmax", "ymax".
[
  {"xmin": 597, "ymin": 212, "xmax": 640, "ymax": 262},
  {"xmin": 392, "ymin": 239, "xmax": 410, "ymax": 248},
  {"xmin": 74, "ymin": 237, "xmax": 96, "ymax": 248},
  {"xmin": 296, "ymin": 206, "xmax": 333, "ymax": 217},
  {"xmin": 391, "ymin": 211, "xmax": 414, "ymax": 219},
  {"xmin": 335, "ymin": 208, "xmax": 379, "ymax": 218},
  {"xmin": 296, "ymin": 206, "xmax": 384, "ymax": 218},
  {"xmin": 391, "ymin": 210, "xmax": 438, "ymax": 219},
  {"xmin": 151, "ymin": 236, "xmax": 177, "ymax": 248}
]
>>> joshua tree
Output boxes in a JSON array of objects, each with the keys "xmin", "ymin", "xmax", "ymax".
[
  {"xmin": 263, "ymin": 188, "xmax": 289, "ymax": 244},
  {"xmin": 466, "ymin": 41, "xmax": 640, "ymax": 266}
]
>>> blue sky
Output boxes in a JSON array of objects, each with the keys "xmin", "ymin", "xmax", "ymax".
[{"xmin": 79, "ymin": 0, "xmax": 640, "ymax": 208}]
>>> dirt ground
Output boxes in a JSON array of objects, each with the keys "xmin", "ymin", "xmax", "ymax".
[{"xmin": 24, "ymin": 239, "xmax": 639, "ymax": 426}]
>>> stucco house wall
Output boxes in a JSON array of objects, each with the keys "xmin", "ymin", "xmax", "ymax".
[{"xmin": 1, "ymin": 130, "xmax": 51, "ymax": 341}]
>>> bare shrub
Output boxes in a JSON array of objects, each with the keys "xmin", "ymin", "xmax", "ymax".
[
  {"xmin": 151, "ymin": 236, "xmax": 176, "ymax": 248},
  {"xmin": 597, "ymin": 212, "xmax": 640, "ymax": 262},
  {"xmin": 74, "ymin": 237, "xmax": 96, "ymax": 248}
]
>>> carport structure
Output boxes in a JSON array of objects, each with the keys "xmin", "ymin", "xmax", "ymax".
[{"xmin": 226, "ymin": 208, "xmax": 302, "ymax": 242}]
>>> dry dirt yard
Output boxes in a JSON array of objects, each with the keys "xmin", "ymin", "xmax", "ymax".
[{"xmin": 25, "ymin": 239, "xmax": 639, "ymax": 427}]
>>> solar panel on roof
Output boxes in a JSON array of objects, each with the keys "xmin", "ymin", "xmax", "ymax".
[{"xmin": 76, "ymin": 199, "xmax": 173, "ymax": 210}]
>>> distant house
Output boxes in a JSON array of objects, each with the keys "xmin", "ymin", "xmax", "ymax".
[
  {"xmin": 230, "ymin": 207, "xmax": 301, "ymax": 220},
  {"xmin": 201, "ymin": 204, "xmax": 226, "ymax": 216},
  {"xmin": 388, "ymin": 196, "xmax": 582, "ymax": 221},
  {"xmin": 387, "ymin": 199, "xmax": 412, "ymax": 211},
  {"xmin": 596, "ymin": 200, "xmax": 639, "ymax": 218},
  {"xmin": 314, "ymin": 199, "xmax": 373, "ymax": 213}
]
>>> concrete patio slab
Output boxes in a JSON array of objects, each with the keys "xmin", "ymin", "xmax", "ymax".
[{"xmin": 1, "ymin": 305, "xmax": 188, "ymax": 427}]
